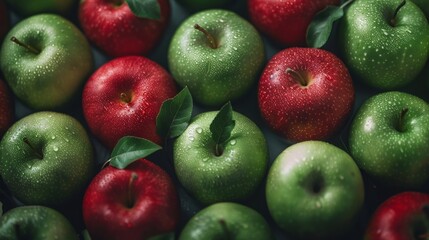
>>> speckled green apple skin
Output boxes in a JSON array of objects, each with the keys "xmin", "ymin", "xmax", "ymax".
[
  {"xmin": 339, "ymin": 0, "xmax": 429, "ymax": 89},
  {"xmin": 0, "ymin": 111, "xmax": 94, "ymax": 207},
  {"xmin": 266, "ymin": 141, "xmax": 364, "ymax": 240},
  {"xmin": 168, "ymin": 9, "xmax": 265, "ymax": 107},
  {"xmin": 179, "ymin": 202, "xmax": 273, "ymax": 240},
  {"xmin": 0, "ymin": 206, "xmax": 78, "ymax": 240},
  {"xmin": 176, "ymin": 0, "xmax": 231, "ymax": 11},
  {"xmin": 349, "ymin": 91, "xmax": 429, "ymax": 189},
  {"xmin": 5, "ymin": 0, "xmax": 75, "ymax": 16},
  {"xmin": 173, "ymin": 111, "xmax": 268, "ymax": 205},
  {"xmin": 0, "ymin": 14, "xmax": 93, "ymax": 110}
]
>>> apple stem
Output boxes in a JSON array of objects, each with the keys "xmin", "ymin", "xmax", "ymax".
[
  {"xmin": 120, "ymin": 92, "xmax": 132, "ymax": 103},
  {"xmin": 10, "ymin": 36, "xmax": 40, "ymax": 54},
  {"xmin": 397, "ymin": 108, "xmax": 409, "ymax": 132},
  {"xmin": 390, "ymin": 0, "xmax": 406, "ymax": 26},
  {"xmin": 194, "ymin": 24, "xmax": 218, "ymax": 49},
  {"xmin": 23, "ymin": 137, "xmax": 43, "ymax": 159},
  {"xmin": 286, "ymin": 68, "xmax": 308, "ymax": 86},
  {"xmin": 215, "ymin": 144, "xmax": 223, "ymax": 156},
  {"xmin": 127, "ymin": 172, "xmax": 138, "ymax": 208},
  {"xmin": 219, "ymin": 219, "xmax": 232, "ymax": 240}
]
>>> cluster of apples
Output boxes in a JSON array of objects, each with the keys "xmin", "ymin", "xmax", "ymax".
[{"xmin": 1, "ymin": 0, "xmax": 429, "ymax": 239}]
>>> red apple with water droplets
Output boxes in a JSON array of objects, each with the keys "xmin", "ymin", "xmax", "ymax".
[
  {"xmin": 258, "ymin": 47, "xmax": 354, "ymax": 142},
  {"xmin": 82, "ymin": 56, "xmax": 177, "ymax": 149},
  {"xmin": 365, "ymin": 192, "xmax": 429, "ymax": 240},
  {"xmin": 247, "ymin": 0, "xmax": 340, "ymax": 46},
  {"xmin": 0, "ymin": 79, "xmax": 13, "ymax": 137},
  {"xmin": 79, "ymin": 0, "xmax": 170, "ymax": 57},
  {"xmin": 82, "ymin": 159, "xmax": 180, "ymax": 240}
]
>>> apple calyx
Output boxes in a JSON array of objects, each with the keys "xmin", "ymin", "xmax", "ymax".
[
  {"xmin": 23, "ymin": 137, "xmax": 43, "ymax": 159},
  {"xmin": 390, "ymin": 0, "xmax": 406, "ymax": 26},
  {"xmin": 194, "ymin": 24, "xmax": 218, "ymax": 49},
  {"xmin": 120, "ymin": 92, "xmax": 132, "ymax": 103},
  {"xmin": 126, "ymin": 172, "xmax": 138, "ymax": 208},
  {"xmin": 10, "ymin": 36, "xmax": 40, "ymax": 54},
  {"xmin": 219, "ymin": 219, "xmax": 232, "ymax": 240},
  {"xmin": 286, "ymin": 68, "xmax": 309, "ymax": 87},
  {"xmin": 396, "ymin": 108, "xmax": 409, "ymax": 132}
]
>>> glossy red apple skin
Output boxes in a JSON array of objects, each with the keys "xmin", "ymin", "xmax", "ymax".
[
  {"xmin": 0, "ymin": 0, "xmax": 10, "ymax": 41},
  {"xmin": 247, "ymin": 0, "xmax": 340, "ymax": 46},
  {"xmin": 82, "ymin": 56, "xmax": 177, "ymax": 149},
  {"xmin": 365, "ymin": 192, "xmax": 429, "ymax": 240},
  {"xmin": 82, "ymin": 159, "xmax": 180, "ymax": 240},
  {"xmin": 258, "ymin": 47, "xmax": 354, "ymax": 142},
  {"xmin": 79, "ymin": 0, "xmax": 170, "ymax": 57},
  {"xmin": 0, "ymin": 79, "xmax": 13, "ymax": 137}
]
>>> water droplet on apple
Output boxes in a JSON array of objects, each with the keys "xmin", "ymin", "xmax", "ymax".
[
  {"xmin": 316, "ymin": 202, "xmax": 321, "ymax": 208},
  {"xmin": 339, "ymin": 175, "xmax": 344, "ymax": 180},
  {"xmin": 230, "ymin": 140, "xmax": 236, "ymax": 145},
  {"xmin": 51, "ymin": 136, "xmax": 56, "ymax": 140},
  {"xmin": 53, "ymin": 146, "xmax": 59, "ymax": 152},
  {"xmin": 189, "ymin": 137, "xmax": 195, "ymax": 141},
  {"xmin": 202, "ymin": 158, "xmax": 208, "ymax": 162},
  {"xmin": 233, "ymin": 47, "xmax": 238, "ymax": 51},
  {"xmin": 196, "ymin": 127, "xmax": 202, "ymax": 134}
]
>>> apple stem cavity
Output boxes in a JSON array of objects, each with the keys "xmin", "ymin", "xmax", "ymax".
[
  {"xmin": 120, "ymin": 92, "xmax": 132, "ymax": 103},
  {"xmin": 23, "ymin": 137, "xmax": 43, "ymax": 159},
  {"xmin": 396, "ymin": 108, "xmax": 409, "ymax": 132},
  {"xmin": 286, "ymin": 68, "xmax": 308, "ymax": 87},
  {"xmin": 10, "ymin": 36, "xmax": 40, "ymax": 54},
  {"xmin": 219, "ymin": 219, "xmax": 232, "ymax": 240},
  {"xmin": 194, "ymin": 24, "xmax": 218, "ymax": 49},
  {"xmin": 390, "ymin": 0, "xmax": 406, "ymax": 26},
  {"xmin": 215, "ymin": 144, "xmax": 224, "ymax": 157},
  {"xmin": 126, "ymin": 172, "xmax": 138, "ymax": 208}
]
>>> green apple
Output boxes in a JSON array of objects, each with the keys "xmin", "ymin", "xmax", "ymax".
[
  {"xmin": 349, "ymin": 91, "xmax": 429, "ymax": 190},
  {"xmin": 5, "ymin": 0, "xmax": 76, "ymax": 16},
  {"xmin": 339, "ymin": 0, "xmax": 429, "ymax": 89},
  {"xmin": 176, "ymin": 0, "xmax": 233, "ymax": 11},
  {"xmin": 0, "ymin": 205, "xmax": 78, "ymax": 240},
  {"xmin": 266, "ymin": 141, "xmax": 365, "ymax": 239},
  {"xmin": 168, "ymin": 9, "xmax": 265, "ymax": 107},
  {"xmin": 179, "ymin": 202, "xmax": 273, "ymax": 240},
  {"xmin": 173, "ymin": 110, "xmax": 268, "ymax": 205},
  {"xmin": 411, "ymin": 0, "xmax": 429, "ymax": 18},
  {"xmin": 0, "ymin": 14, "xmax": 93, "ymax": 110},
  {"xmin": 0, "ymin": 111, "xmax": 94, "ymax": 207}
]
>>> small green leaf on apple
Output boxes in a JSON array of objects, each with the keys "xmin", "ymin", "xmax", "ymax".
[
  {"xmin": 109, "ymin": 136, "xmax": 162, "ymax": 169},
  {"xmin": 306, "ymin": 0, "xmax": 354, "ymax": 48},
  {"xmin": 156, "ymin": 86, "xmax": 193, "ymax": 139},
  {"xmin": 210, "ymin": 101, "xmax": 235, "ymax": 156},
  {"xmin": 126, "ymin": 0, "xmax": 161, "ymax": 20}
]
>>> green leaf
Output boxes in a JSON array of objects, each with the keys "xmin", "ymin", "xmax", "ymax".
[
  {"xmin": 156, "ymin": 87, "xmax": 193, "ymax": 139},
  {"xmin": 109, "ymin": 136, "xmax": 162, "ymax": 169},
  {"xmin": 126, "ymin": 0, "xmax": 161, "ymax": 20},
  {"xmin": 148, "ymin": 232, "xmax": 175, "ymax": 240},
  {"xmin": 210, "ymin": 102, "xmax": 235, "ymax": 146},
  {"xmin": 306, "ymin": 6, "xmax": 344, "ymax": 48}
]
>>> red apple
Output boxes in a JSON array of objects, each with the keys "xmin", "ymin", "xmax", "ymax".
[
  {"xmin": 258, "ymin": 47, "xmax": 354, "ymax": 142},
  {"xmin": 0, "ymin": 79, "xmax": 13, "ymax": 137},
  {"xmin": 0, "ymin": 0, "xmax": 10, "ymax": 41},
  {"xmin": 82, "ymin": 158, "xmax": 180, "ymax": 240},
  {"xmin": 82, "ymin": 56, "xmax": 177, "ymax": 149},
  {"xmin": 247, "ymin": 0, "xmax": 340, "ymax": 46},
  {"xmin": 365, "ymin": 192, "xmax": 429, "ymax": 240},
  {"xmin": 79, "ymin": 0, "xmax": 170, "ymax": 57}
]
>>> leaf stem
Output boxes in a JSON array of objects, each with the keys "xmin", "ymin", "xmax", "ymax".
[
  {"xmin": 23, "ymin": 137, "xmax": 43, "ymax": 159},
  {"xmin": 10, "ymin": 37, "xmax": 40, "ymax": 54},
  {"xmin": 194, "ymin": 24, "xmax": 218, "ymax": 49}
]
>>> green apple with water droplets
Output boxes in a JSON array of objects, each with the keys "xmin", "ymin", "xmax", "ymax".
[
  {"xmin": 266, "ymin": 141, "xmax": 365, "ymax": 240},
  {"xmin": 168, "ymin": 9, "xmax": 265, "ymax": 107},
  {"xmin": 0, "ymin": 14, "xmax": 93, "ymax": 110},
  {"xmin": 0, "ymin": 111, "xmax": 95, "ymax": 207},
  {"xmin": 173, "ymin": 110, "xmax": 268, "ymax": 205},
  {"xmin": 349, "ymin": 91, "xmax": 429, "ymax": 190},
  {"xmin": 339, "ymin": 0, "xmax": 429, "ymax": 89}
]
